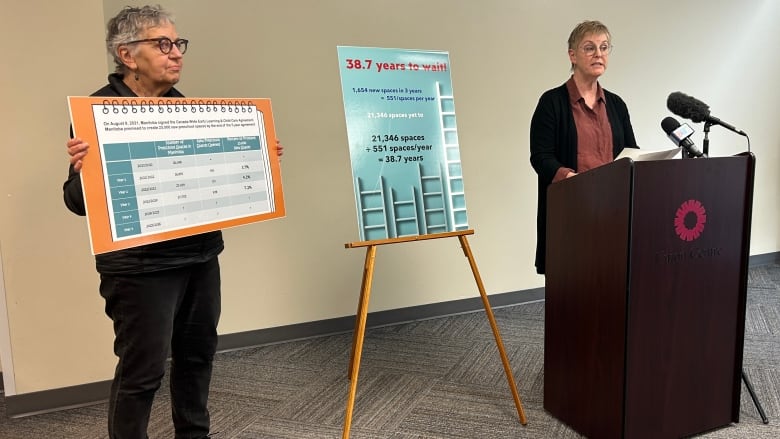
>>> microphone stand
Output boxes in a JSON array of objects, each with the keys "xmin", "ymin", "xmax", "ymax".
[
  {"xmin": 733, "ymin": 122, "xmax": 767, "ymax": 423},
  {"xmin": 743, "ymin": 369, "xmax": 769, "ymax": 424},
  {"xmin": 703, "ymin": 120, "xmax": 765, "ymax": 422}
]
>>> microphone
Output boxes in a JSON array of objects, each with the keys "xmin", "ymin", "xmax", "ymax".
[
  {"xmin": 667, "ymin": 91, "xmax": 746, "ymax": 136},
  {"xmin": 661, "ymin": 116, "xmax": 704, "ymax": 158}
]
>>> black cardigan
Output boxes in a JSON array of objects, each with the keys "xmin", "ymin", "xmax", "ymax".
[{"xmin": 529, "ymin": 82, "xmax": 638, "ymax": 274}]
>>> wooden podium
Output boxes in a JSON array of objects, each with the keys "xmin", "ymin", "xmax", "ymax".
[{"xmin": 543, "ymin": 154, "xmax": 756, "ymax": 439}]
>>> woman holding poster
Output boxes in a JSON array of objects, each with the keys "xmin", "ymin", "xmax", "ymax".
[{"xmin": 62, "ymin": 5, "xmax": 284, "ymax": 438}]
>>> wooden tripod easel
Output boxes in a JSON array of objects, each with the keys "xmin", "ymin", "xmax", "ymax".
[{"xmin": 342, "ymin": 229, "xmax": 527, "ymax": 438}]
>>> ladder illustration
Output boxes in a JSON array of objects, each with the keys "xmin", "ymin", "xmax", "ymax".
[
  {"xmin": 436, "ymin": 81, "xmax": 469, "ymax": 230},
  {"xmin": 355, "ymin": 177, "xmax": 389, "ymax": 241},
  {"xmin": 390, "ymin": 187, "xmax": 420, "ymax": 237},
  {"xmin": 418, "ymin": 163, "xmax": 448, "ymax": 234}
]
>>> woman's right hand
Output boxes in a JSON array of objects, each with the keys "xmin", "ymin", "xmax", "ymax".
[{"xmin": 66, "ymin": 137, "xmax": 89, "ymax": 172}]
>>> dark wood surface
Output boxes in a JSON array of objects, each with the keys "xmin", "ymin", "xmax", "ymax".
[
  {"xmin": 545, "ymin": 158, "xmax": 633, "ymax": 439},
  {"xmin": 544, "ymin": 155, "xmax": 755, "ymax": 439}
]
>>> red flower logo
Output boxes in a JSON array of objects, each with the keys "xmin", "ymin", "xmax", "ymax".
[{"xmin": 674, "ymin": 199, "xmax": 706, "ymax": 241}]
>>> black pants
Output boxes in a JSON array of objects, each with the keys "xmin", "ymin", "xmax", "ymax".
[{"xmin": 99, "ymin": 258, "xmax": 221, "ymax": 439}]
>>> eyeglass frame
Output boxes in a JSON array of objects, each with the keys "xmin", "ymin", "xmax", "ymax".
[
  {"xmin": 579, "ymin": 42, "xmax": 613, "ymax": 56},
  {"xmin": 124, "ymin": 37, "xmax": 189, "ymax": 55}
]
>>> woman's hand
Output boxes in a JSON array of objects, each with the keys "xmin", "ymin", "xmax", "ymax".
[{"xmin": 66, "ymin": 137, "xmax": 89, "ymax": 172}]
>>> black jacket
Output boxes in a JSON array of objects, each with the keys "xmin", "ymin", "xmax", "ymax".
[
  {"xmin": 529, "ymin": 82, "xmax": 637, "ymax": 274},
  {"xmin": 63, "ymin": 74, "xmax": 224, "ymax": 275}
]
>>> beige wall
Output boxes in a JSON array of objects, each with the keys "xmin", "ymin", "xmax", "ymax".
[
  {"xmin": 0, "ymin": 0, "xmax": 113, "ymax": 393},
  {"xmin": 1, "ymin": 0, "xmax": 779, "ymax": 395}
]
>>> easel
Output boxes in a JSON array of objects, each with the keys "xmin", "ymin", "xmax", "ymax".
[{"xmin": 341, "ymin": 229, "xmax": 527, "ymax": 438}]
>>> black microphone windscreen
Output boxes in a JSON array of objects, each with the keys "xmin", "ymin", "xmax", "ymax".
[
  {"xmin": 667, "ymin": 91, "xmax": 710, "ymax": 123},
  {"xmin": 661, "ymin": 116, "xmax": 681, "ymax": 135}
]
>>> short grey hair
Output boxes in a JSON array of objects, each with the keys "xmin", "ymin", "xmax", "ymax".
[
  {"xmin": 106, "ymin": 5, "xmax": 176, "ymax": 74},
  {"xmin": 567, "ymin": 20, "xmax": 611, "ymax": 51}
]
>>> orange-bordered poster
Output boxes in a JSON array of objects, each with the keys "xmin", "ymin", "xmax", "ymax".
[{"xmin": 68, "ymin": 97, "xmax": 285, "ymax": 254}]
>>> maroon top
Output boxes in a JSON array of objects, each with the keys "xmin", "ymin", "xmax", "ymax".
[{"xmin": 553, "ymin": 76, "xmax": 614, "ymax": 183}]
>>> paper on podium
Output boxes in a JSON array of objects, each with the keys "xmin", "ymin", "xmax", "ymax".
[{"xmin": 616, "ymin": 147, "xmax": 682, "ymax": 161}]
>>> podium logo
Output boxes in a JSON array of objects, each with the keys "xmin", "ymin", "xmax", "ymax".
[{"xmin": 674, "ymin": 199, "xmax": 707, "ymax": 241}]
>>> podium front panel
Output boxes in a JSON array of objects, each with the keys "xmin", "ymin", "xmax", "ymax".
[
  {"xmin": 625, "ymin": 156, "xmax": 753, "ymax": 438},
  {"xmin": 544, "ymin": 158, "xmax": 633, "ymax": 439}
]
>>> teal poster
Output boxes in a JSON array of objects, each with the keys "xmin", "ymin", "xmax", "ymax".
[{"xmin": 337, "ymin": 46, "xmax": 469, "ymax": 241}]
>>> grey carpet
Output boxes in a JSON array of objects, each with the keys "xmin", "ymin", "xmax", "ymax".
[{"xmin": 1, "ymin": 264, "xmax": 779, "ymax": 438}]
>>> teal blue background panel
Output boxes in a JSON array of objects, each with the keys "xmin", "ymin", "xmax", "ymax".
[{"xmin": 337, "ymin": 46, "xmax": 469, "ymax": 241}]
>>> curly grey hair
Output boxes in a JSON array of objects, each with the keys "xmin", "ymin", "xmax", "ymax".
[{"xmin": 106, "ymin": 5, "xmax": 176, "ymax": 74}]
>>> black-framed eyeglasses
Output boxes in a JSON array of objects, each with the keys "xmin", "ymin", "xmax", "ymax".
[{"xmin": 125, "ymin": 37, "xmax": 188, "ymax": 55}]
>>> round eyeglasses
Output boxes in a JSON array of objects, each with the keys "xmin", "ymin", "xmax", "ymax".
[
  {"xmin": 580, "ymin": 43, "xmax": 612, "ymax": 56},
  {"xmin": 125, "ymin": 37, "xmax": 189, "ymax": 55}
]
